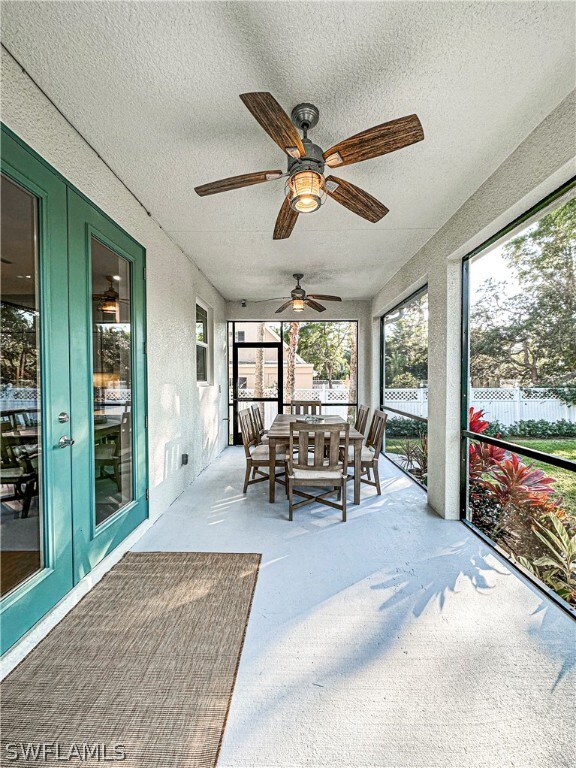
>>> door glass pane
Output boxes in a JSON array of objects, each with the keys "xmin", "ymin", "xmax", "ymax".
[
  {"xmin": 91, "ymin": 238, "xmax": 133, "ymax": 525},
  {"xmin": 1, "ymin": 175, "xmax": 43, "ymax": 595}
]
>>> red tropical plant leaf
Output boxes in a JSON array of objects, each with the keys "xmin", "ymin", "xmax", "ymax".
[
  {"xmin": 488, "ymin": 454, "xmax": 557, "ymax": 511},
  {"xmin": 469, "ymin": 407, "xmax": 490, "ymax": 434},
  {"xmin": 468, "ymin": 440, "xmax": 507, "ymax": 480}
]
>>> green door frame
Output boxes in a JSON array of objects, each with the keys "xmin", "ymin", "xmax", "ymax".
[
  {"xmin": 1, "ymin": 130, "xmax": 74, "ymax": 653},
  {"xmin": 1, "ymin": 125, "xmax": 149, "ymax": 654}
]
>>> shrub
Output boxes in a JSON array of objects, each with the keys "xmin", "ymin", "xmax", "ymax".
[
  {"xmin": 399, "ymin": 434, "xmax": 428, "ymax": 480},
  {"xmin": 385, "ymin": 416, "xmax": 424, "ymax": 438},
  {"xmin": 483, "ymin": 418, "xmax": 576, "ymax": 439},
  {"xmin": 388, "ymin": 373, "xmax": 420, "ymax": 388},
  {"xmin": 468, "ymin": 408, "xmax": 571, "ymax": 572},
  {"xmin": 483, "ymin": 419, "xmax": 509, "ymax": 437},
  {"xmin": 517, "ymin": 515, "xmax": 576, "ymax": 605}
]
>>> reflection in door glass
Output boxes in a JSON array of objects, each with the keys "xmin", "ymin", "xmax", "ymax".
[
  {"xmin": 0, "ymin": 175, "xmax": 43, "ymax": 595},
  {"xmin": 91, "ymin": 238, "xmax": 133, "ymax": 525}
]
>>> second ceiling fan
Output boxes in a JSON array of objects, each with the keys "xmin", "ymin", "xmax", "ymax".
[
  {"xmin": 274, "ymin": 274, "xmax": 341, "ymax": 314},
  {"xmin": 194, "ymin": 92, "xmax": 424, "ymax": 239}
]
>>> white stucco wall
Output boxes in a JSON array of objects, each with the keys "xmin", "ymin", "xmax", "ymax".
[
  {"xmin": 228, "ymin": 300, "xmax": 372, "ymax": 410},
  {"xmin": 1, "ymin": 48, "xmax": 229, "ymax": 521},
  {"xmin": 372, "ymin": 90, "xmax": 576, "ymax": 519}
]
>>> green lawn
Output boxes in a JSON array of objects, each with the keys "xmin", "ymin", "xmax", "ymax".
[
  {"xmin": 511, "ymin": 438, "xmax": 576, "ymax": 517},
  {"xmin": 384, "ymin": 436, "xmax": 576, "ymax": 516},
  {"xmin": 510, "ymin": 438, "xmax": 576, "ymax": 462},
  {"xmin": 384, "ymin": 436, "xmax": 421, "ymax": 455}
]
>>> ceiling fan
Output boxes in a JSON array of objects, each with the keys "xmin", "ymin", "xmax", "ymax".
[
  {"xmin": 274, "ymin": 274, "xmax": 342, "ymax": 313},
  {"xmin": 92, "ymin": 276, "xmax": 127, "ymax": 316},
  {"xmin": 194, "ymin": 92, "xmax": 424, "ymax": 239}
]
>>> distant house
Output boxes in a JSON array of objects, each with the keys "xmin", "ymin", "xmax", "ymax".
[{"xmin": 234, "ymin": 322, "xmax": 315, "ymax": 390}]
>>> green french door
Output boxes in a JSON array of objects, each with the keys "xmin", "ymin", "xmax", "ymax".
[
  {"xmin": 67, "ymin": 191, "xmax": 148, "ymax": 577},
  {"xmin": 1, "ymin": 127, "xmax": 148, "ymax": 654}
]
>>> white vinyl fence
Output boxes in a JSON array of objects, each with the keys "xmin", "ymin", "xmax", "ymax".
[
  {"xmin": 383, "ymin": 387, "xmax": 576, "ymax": 426},
  {"xmin": 1, "ymin": 387, "xmax": 130, "ymax": 418},
  {"xmin": 6, "ymin": 386, "xmax": 574, "ymax": 429},
  {"xmin": 237, "ymin": 385, "xmax": 352, "ymax": 425}
]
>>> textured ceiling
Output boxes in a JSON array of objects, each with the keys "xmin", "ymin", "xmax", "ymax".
[{"xmin": 2, "ymin": 1, "xmax": 574, "ymax": 300}]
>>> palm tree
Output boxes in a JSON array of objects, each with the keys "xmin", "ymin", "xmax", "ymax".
[
  {"xmin": 286, "ymin": 321, "xmax": 300, "ymax": 405},
  {"xmin": 254, "ymin": 322, "xmax": 264, "ymax": 398},
  {"xmin": 348, "ymin": 321, "xmax": 357, "ymax": 421}
]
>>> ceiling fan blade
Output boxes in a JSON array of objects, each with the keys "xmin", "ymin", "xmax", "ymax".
[
  {"xmin": 307, "ymin": 294, "xmax": 342, "ymax": 302},
  {"xmin": 305, "ymin": 298, "xmax": 326, "ymax": 312},
  {"xmin": 275, "ymin": 299, "xmax": 294, "ymax": 314},
  {"xmin": 194, "ymin": 170, "xmax": 283, "ymax": 197},
  {"xmin": 325, "ymin": 176, "xmax": 389, "ymax": 223},
  {"xmin": 273, "ymin": 197, "xmax": 299, "ymax": 240},
  {"xmin": 240, "ymin": 93, "xmax": 306, "ymax": 159},
  {"xmin": 323, "ymin": 114, "xmax": 424, "ymax": 168}
]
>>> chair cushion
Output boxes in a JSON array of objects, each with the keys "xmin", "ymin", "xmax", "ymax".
[
  {"xmin": 250, "ymin": 444, "xmax": 286, "ymax": 461},
  {"xmin": 292, "ymin": 468, "xmax": 343, "ymax": 481},
  {"xmin": 347, "ymin": 445, "xmax": 375, "ymax": 462}
]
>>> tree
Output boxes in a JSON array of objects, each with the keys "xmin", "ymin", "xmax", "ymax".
[
  {"xmin": 94, "ymin": 326, "xmax": 131, "ymax": 378},
  {"xmin": 292, "ymin": 322, "xmax": 350, "ymax": 386},
  {"xmin": 470, "ymin": 197, "xmax": 576, "ymax": 390},
  {"xmin": 0, "ymin": 304, "xmax": 38, "ymax": 387},
  {"xmin": 254, "ymin": 322, "xmax": 264, "ymax": 398},
  {"xmin": 384, "ymin": 294, "xmax": 428, "ymax": 388},
  {"xmin": 285, "ymin": 322, "xmax": 299, "ymax": 403},
  {"xmin": 348, "ymin": 322, "xmax": 357, "ymax": 420}
]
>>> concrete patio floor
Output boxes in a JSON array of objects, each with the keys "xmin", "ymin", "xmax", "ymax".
[{"xmin": 134, "ymin": 447, "xmax": 575, "ymax": 768}]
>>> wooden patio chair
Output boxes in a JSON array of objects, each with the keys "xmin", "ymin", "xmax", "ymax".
[
  {"xmin": 0, "ymin": 445, "xmax": 39, "ymax": 519},
  {"xmin": 354, "ymin": 404, "xmax": 370, "ymax": 435},
  {"xmin": 95, "ymin": 412, "xmax": 132, "ymax": 492},
  {"xmin": 250, "ymin": 403, "xmax": 269, "ymax": 443},
  {"xmin": 344, "ymin": 410, "xmax": 387, "ymax": 495},
  {"xmin": 290, "ymin": 400, "xmax": 322, "ymax": 415},
  {"xmin": 239, "ymin": 408, "xmax": 286, "ymax": 494},
  {"xmin": 286, "ymin": 422, "xmax": 349, "ymax": 522},
  {"xmin": 249, "ymin": 404, "xmax": 289, "ymax": 452}
]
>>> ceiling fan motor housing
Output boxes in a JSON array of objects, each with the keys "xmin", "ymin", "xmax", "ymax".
[
  {"xmin": 291, "ymin": 273, "xmax": 306, "ymax": 298},
  {"xmin": 287, "ymin": 138, "xmax": 325, "ymax": 175}
]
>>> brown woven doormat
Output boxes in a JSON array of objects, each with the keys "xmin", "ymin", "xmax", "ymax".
[{"xmin": 1, "ymin": 551, "xmax": 261, "ymax": 767}]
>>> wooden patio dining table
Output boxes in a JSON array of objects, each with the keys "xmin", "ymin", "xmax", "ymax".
[{"xmin": 266, "ymin": 414, "xmax": 364, "ymax": 505}]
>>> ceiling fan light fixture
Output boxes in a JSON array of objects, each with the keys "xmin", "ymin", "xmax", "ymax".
[
  {"xmin": 287, "ymin": 170, "xmax": 325, "ymax": 214},
  {"xmin": 292, "ymin": 298, "xmax": 305, "ymax": 312},
  {"xmin": 98, "ymin": 298, "xmax": 117, "ymax": 314}
]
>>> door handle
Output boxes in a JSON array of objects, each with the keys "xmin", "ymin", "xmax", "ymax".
[{"xmin": 58, "ymin": 435, "xmax": 75, "ymax": 448}]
